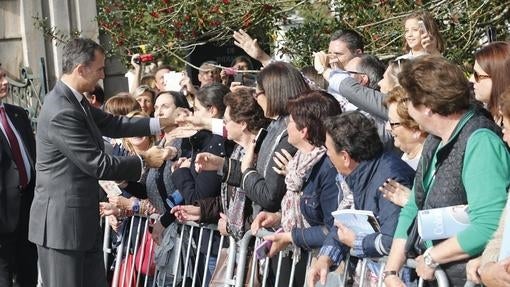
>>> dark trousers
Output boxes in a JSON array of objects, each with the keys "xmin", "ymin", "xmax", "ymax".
[
  {"xmin": 269, "ymin": 250, "xmax": 307, "ymax": 287},
  {"xmin": 37, "ymin": 241, "xmax": 107, "ymax": 287},
  {"xmin": 0, "ymin": 222, "xmax": 38, "ymax": 287}
]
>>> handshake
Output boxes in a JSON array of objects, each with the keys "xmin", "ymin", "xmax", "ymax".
[
  {"xmin": 143, "ymin": 105, "xmax": 221, "ymax": 168},
  {"xmin": 139, "ymin": 146, "xmax": 178, "ymax": 168}
]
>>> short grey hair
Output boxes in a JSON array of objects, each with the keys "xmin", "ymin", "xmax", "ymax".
[
  {"xmin": 62, "ymin": 38, "xmax": 105, "ymax": 74},
  {"xmin": 357, "ymin": 54, "xmax": 386, "ymax": 90}
]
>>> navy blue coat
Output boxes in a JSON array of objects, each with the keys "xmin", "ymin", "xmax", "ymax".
[
  {"xmin": 291, "ymin": 155, "xmax": 339, "ymax": 250},
  {"xmin": 322, "ymin": 151, "xmax": 415, "ymax": 260}
]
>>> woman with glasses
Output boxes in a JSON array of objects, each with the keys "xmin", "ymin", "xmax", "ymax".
[
  {"xmin": 379, "ymin": 86, "xmax": 427, "ymax": 208},
  {"xmin": 187, "ymin": 62, "xmax": 308, "ymax": 286},
  {"xmin": 171, "ymin": 88, "xmax": 269, "ymax": 234},
  {"xmin": 469, "ymin": 41, "xmax": 510, "ymax": 125},
  {"xmin": 384, "ymin": 86, "xmax": 427, "ymax": 170},
  {"xmin": 466, "ymin": 87, "xmax": 510, "ymax": 286},
  {"xmin": 383, "ymin": 56, "xmax": 510, "ymax": 287}
]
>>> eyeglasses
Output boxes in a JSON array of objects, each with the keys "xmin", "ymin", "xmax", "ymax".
[
  {"xmin": 473, "ymin": 71, "xmax": 491, "ymax": 82},
  {"xmin": 253, "ymin": 90, "xmax": 264, "ymax": 100},
  {"xmin": 388, "ymin": 122, "xmax": 402, "ymax": 129},
  {"xmin": 346, "ymin": 70, "xmax": 366, "ymax": 76},
  {"xmin": 394, "ymin": 56, "xmax": 411, "ymax": 70}
]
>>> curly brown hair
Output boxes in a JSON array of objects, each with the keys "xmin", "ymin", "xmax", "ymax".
[{"xmin": 223, "ymin": 88, "xmax": 270, "ymax": 134}]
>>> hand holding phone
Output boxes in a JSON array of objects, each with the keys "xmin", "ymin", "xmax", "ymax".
[
  {"xmin": 418, "ymin": 20, "xmax": 428, "ymax": 35},
  {"xmin": 255, "ymin": 227, "xmax": 283, "ymax": 259},
  {"xmin": 233, "ymin": 72, "xmax": 257, "ymax": 87},
  {"xmin": 163, "ymin": 71, "xmax": 184, "ymax": 92}
]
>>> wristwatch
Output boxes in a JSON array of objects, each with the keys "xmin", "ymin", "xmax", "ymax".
[
  {"xmin": 132, "ymin": 199, "xmax": 141, "ymax": 213},
  {"xmin": 382, "ymin": 270, "xmax": 398, "ymax": 280},
  {"xmin": 423, "ymin": 247, "xmax": 439, "ymax": 269}
]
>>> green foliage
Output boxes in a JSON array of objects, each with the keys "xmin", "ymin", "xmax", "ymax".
[
  {"xmin": 282, "ymin": 0, "xmax": 509, "ymax": 68},
  {"xmin": 336, "ymin": 0, "xmax": 509, "ymax": 65},
  {"xmin": 280, "ymin": 2, "xmax": 340, "ymax": 68},
  {"xmin": 33, "ymin": 16, "xmax": 81, "ymax": 44},
  {"xmin": 34, "ymin": 0, "xmax": 509, "ymax": 70},
  {"xmin": 95, "ymin": 0, "xmax": 289, "ymax": 67}
]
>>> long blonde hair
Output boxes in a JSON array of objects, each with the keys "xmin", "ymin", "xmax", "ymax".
[{"xmin": 403, "ymin": 11, "xmax": 445, "ymax": 54}]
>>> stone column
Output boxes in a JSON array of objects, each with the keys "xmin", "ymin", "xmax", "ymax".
[
  {"xmin": 75, "ymin": 0, "xmax": 99, "ymax": 40},
  {"xmin": 47, "ymin": 0, "xmax": 71, "ymax": 80},
  {"xmin": 20, "ymin": 0, "xmax": 46, "ymax": 78}
]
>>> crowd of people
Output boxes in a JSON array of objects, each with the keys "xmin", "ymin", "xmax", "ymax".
[{"xmin": 1, "ymin": 9, "xmax": 510, "ymax": 287}]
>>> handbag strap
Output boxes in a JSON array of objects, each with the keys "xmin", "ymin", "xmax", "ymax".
[{"xmin": 155, "ymin": 162, "xmax": 171, "ymax": 211}]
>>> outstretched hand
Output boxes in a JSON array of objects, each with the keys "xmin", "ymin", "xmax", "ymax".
[
  {"xmin": 233, "ymin": 29, "xmax": 272, "ymax": 66},
  {"xmin": 171, "ymin": 205, "xmax": 201, "ymax": 222},
  {"xmin": 195, "ymin": 152, "xmax": 224, "ymax": 172}
]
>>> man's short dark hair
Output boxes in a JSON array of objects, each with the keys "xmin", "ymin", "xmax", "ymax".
[
  {"xmin": 325, "ymin": 111, "xmax": 382, "ymax": 162},
  {"xmin": 230, "ymin": 56, "xmax": 253, "ymax": 70},
  {"xmin": 87, "ymin": 84, "xmax": 105, "ymax": 105},
  {"xmin": 330, "ymin": 29, "xmax": 364, "ymax": 54},
  {"xmin": 357, "ymin": 54, "xmax": 386, "ymax": 90},
  {"xmin": 62, "ymin": 38, "xmax": 104, "ymax": 74}
]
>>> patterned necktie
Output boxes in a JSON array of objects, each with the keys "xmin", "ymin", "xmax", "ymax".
[{"xmin": 0, "ymin": 106, "xmax": 28, "ymax": 188}]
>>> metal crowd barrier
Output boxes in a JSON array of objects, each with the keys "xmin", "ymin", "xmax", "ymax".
[
  {"xmin": 102, "ymin": 215, "xmax": 470, "ymax": 287},
  {"xmin": 370, "ymin": 257, "xmax": 449, "ymax": 287},
  {"xmin": 103, "ymin": 214, "xmax": 231, "ymax": 287}
]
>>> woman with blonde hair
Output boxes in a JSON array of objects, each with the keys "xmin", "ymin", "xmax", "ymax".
[{"xmin": 402, "ymin": 10, "xmax": 444, "ymax": 57}]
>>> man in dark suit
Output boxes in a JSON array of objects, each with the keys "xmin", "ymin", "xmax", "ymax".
[
  {"xmin": 28, "ymin": 38, "xmax": 175, "ymax": 287},
  {"xmin": 0, "ymin": 66, "xmax": 38, "ymax": 287}
]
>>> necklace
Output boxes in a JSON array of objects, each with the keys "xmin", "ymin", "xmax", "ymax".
[{"xmin": 406, "ymin": 144, "xmax": 423, "ymax": 160}]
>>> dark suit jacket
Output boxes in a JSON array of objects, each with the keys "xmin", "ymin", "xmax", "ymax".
[
  {"xmin": 28, "ymin": 80, "xmax": 153, "ymax": 251},
  {"xmin": 0, "ymin": 104, "xmax": 36, "ymax": 234}
]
